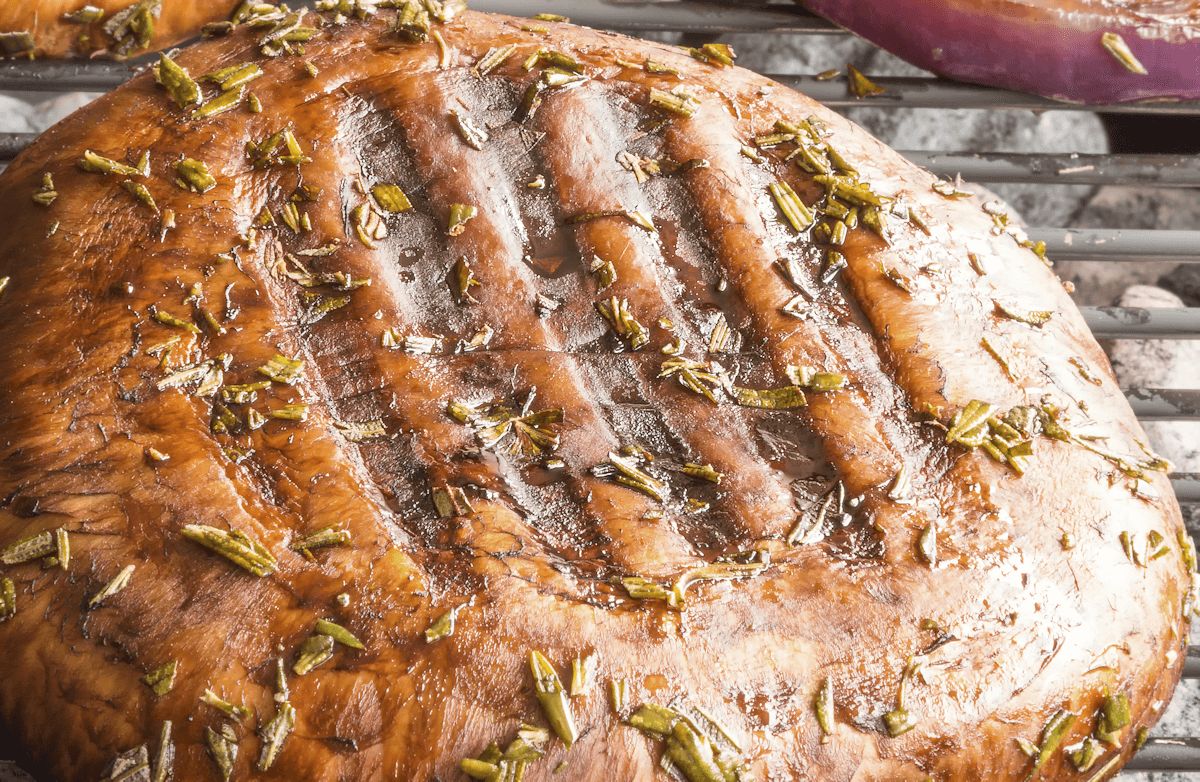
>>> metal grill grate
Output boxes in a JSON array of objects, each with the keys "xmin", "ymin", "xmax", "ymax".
[{"xmin": 0, "ymin": 0, "xmax": 1197, "ymax": 774}]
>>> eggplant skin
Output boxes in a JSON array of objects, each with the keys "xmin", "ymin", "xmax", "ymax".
[
  {"xmin": 0, "ymin": 1, "xmax": 240, "ymax": 59},
  {"xmin": 800, "ymin": 0, "xmax": 1200, "ymax": 104},
  {"xmin": 0, "ymin": 7, "xmax": 1190, "ymax": 782}
]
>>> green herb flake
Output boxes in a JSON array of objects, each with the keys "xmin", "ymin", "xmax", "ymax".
[
  {"xmin": 1095, "ymin": 693, "xmax": 1131, "ymax": 745},
  {"xmin": 447, "ymin": 203, "xmax": 478, "ymax": 236},
  {"xmin": 142, "ymin": 661, "xmax": 178, "ymax": 696},
  {"xmin": 315, "ymin": 618, "xmax": 364, "ymax": 649},
  {"xmin": 152, "ymin": 307, "xmax": 198, "ymax": 334},
  {"xmin": 54, "ymin": 527, "xmax": 70, "ymax": 571},
  {"xmin": 1, "ymin": 530, "xmax": 56, "ymax": 565},
  {"xmin": 371, "ymin": 183, "xmax": 413, "ymax": 213},
  {"xmin": 994, "ymin": 299, "xmax": 1053, "ymax": 327},
  {"xmin": 292, "ymin": 633, "xmax": 335, "ymax": 675},
  {"xmin": 31, "ymin": 173, "xmax": 57, "ymax": 206},
  {"xmin": 425, "ymin": 605, "xmax": 461, "ymax": 643},
  {"xmin": 65, "ymin": 6, "xmax": 106, "ymax": 23},
  {"xmin": 181, "ymin": 524, "xmax": 277, "ymax": 576},
  {"xmin": 78, "ymin": 149, "xmax": 144, "ymax": 177},
  {"xmin": 1026, "ymin": 709, "xmax": 1076, "ymax": 775},
  {"xmin": 258, "ymin": 354, "xmax": 304, "ymax": 384},
  {"xmin": 665, "ymin": 720, "xmax": 730, "ymax": 782},
  {"xmin": 257, "ymin": 702, "xmax": 296, "ymax": 771},
  {"xmin": 648, "ymin": 86, "xmax": 700, "ymax": 118},
  {"xmin": 814, "ymin": 675, "xmax": 835, "ymax": 740},
  {"xmin": 530, "ymin": 650, "xmax": 578, "ymax": 747},
  {"xmin": 88, "ymin": 564, "xmax": 135, "ymax": 608},
  {"xmin": 103, "ymin": 0, "xmax": 160, "ymax": 58},
  {"xmin": 0, "ymin": 578, "xmax": 14, "ymax": 622},
  {"xmin": 432, "ymin": 485, "xmax": 474, "ymax": 518},
  {"xmin": 945, "ymin": 400, "xmax": 995, "ymax": 447},
  {"xmin": 769, "ymin": 180, "xmax": 814, "ymax": 232},
  {"xmin": 597, "ymin": 451, "xmax": 668, "ymax": 502},
  {"xmin": 732, "ymin": 385, "xmax": 807, "ymax": 409},
  {"xmin": 154, "ymin": 53, "xmax": 201, "ymax": 109},
  {"xmin": 205, "ymin": 62, "xmax": 263, "ymax": 91},
  {"xmin": 671, "ymin": 560, "xmax": 767, "ymax": 609},
  {"xmin": 201, "ymin": 689, "xmax": 248, "ymax": 720},
  {"xmin": 291, "ymin": 526, "xmax": 351, "ymax": 556},
  {"xmin": 451, "ymin": 256, "xmax": 481, "ymax": 304},
  {"xmin": 688, "ymin": 42, "xmax": 735, "ymax": 67},
  {"xmin": 682, "ymin": 462, "xmax": 723, "ymax": 484},
  {"xmin": 175, "ymin": 158, "xmax": 217, "ymax": 193},
  {"xmin": 1101, "ymin": 32, "xmax": 1148, "ymax": 75},
  {"xmin": 596, "ymin": 296, "xmax": 650, "ymax": 350},
  {"xmin": 333, "ymin": 418, "xmax": 387, "ymax": 442},
  {"xmin": 122, "ymin": 179, "xmax": 159, "ymax": 213},
  {"xmin": 475, "ymin": 43, "xmax": 517, "ymax": 76},
  {"xmin": 847, "ymin": 63, "xmax": 885, "ymax": 98},
  {"xmin": 204, "ymin": 725, "xmax": 238, "ymax": 782}
]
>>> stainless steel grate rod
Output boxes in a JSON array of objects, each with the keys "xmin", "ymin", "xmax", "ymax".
[
  {"xmin": 1084, "ymin": 307, "xmax": 1200, "ymax": 340},
  {"xmin": 1127, "ymin": 739, "xmax": 1200, "ymax": 772}
]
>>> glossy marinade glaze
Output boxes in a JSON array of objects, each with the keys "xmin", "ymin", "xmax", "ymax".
[
  {"xmin": 0, "ymin": 6, "xmax": 1191, "ymax": 781},
  {"xmin": 0, "ymin": 1, "xmax": 254, "ymax": 59}
]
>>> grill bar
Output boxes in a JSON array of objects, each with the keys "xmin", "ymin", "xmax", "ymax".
[
  {"xmin": 1175, "ymin": 474, "xmax": 1200, "ymax": 504},
  {"xmin": 1125, "ymin": 389, "xmax": 1200, "ymax": 421},
  {"xmin": 1083, "ymin": 307, "xmax": 1200, "ymax": 339},
  {"xmin": 4, "ymin": 129, "xmax": 1199, "ymax": 189},
  {"xmin": 1126, "ymin": 738, "xmax": 1200, "ymax": 772},
  {"xmin": 1035, "ymin": 229, "xmax": 1200, "ymax": 263},
  {"xmin": 775, "ymin": 74, "xmax": 1200, "ymax": 115},
  {"xmin": 905, "ymin": 151, "xmax": 1200, "ymax": 188}
]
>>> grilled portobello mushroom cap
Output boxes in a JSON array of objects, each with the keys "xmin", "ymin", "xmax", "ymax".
[{"xmin": 0, "ymin": 6, "xmax": 1190, "ymax": 781}]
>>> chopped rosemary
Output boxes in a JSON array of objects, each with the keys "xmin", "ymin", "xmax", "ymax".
[
  {"xmin": 32, "ymin": 173, "xmax": 57, "ymax": 206},
  {"xmin": 290, "ymin": 526, "xmax": 351, "ymax": 555},
  {"xmin": 202, "ymin": 689, "xmax": 248, "ymax": 720},
  {"xmin": 246, "ymin": 127, "xmax": 310, "ymax": 168},
  {"xmin": 571, "ymin": 654, "xmax": 595, "ymax": 697},
  {"xmin": 530, "ymin": 650, "xmax": 578, "ymax": 747},
  {"xmin": 731, "ymin": 385, "xmax": 806, "ymax": 409},
  {"xmin": 814, "ymin": 676, "xmax": 835, "ymax": 741},
  {"xmin": 181, "ymin": 524, "xmax": 277, "ymax": 576},
  {"xmin": 154, "ymin": 54, "xmax": 201, "ymax": 109},
  {"xmin": 452, "ymin": 109, "xmax": 490, "ymax": 150},
  {"xmin": 447, "ymin": 203, "xmax": 479, "ymax": 236},
  {"xmin": 476, "ymin": 43, "xmax": 517, "ymax": 76},
  {"xmin": 1101, "ymin": 32, "xmax": 1148, "ymax": 75},
  {"xmin": 432, "ymin": 485, "xmax": 474, "ymax": 518},
  {"xmin": 1026, "ymin": 709, "xmax": 1077, "ymax": 776},
  {"xmin": 917, "ymin": 522, "xmax": 937, "ymax": 566},
  {"xmin": 258, "ymin": 353, "xmax": 304, "ymax": 384},
  {"xmin": 79, "ymin": 149, "xmax": 144, "ymax": 177},
  {"xmin": 316, "ymin": 618, "xmax": 364, "ymax": 649},
  {"xmin": 425, "ymin": 605, "xmax": 461, "ymax": 642},
  {"xmin": 847, "ymin": 63, "xmax": 885, "ymax": 98},
  {"xmin": 769, "ymin": 180, "xmax": 814, "ymax": 232},
  {"xmin": 150, "ymin": 721, "xmax": 173, "ymax": 782},
  {"xmin": 371, "ymin": 183, "xmax": 412, "ymax": 213},
  {"xmin": 659, "ymin": 357, "xmax": 727, "ymax": 404},
  {"xmin": 451, "ymin": 256, "xmax": 481, "ymax": 304},
  {"xmin": 257, "ymin": 702, "xmax": 296, "ymax": 771},
  {"xmin": 596, "ymin": 296, "xmax": 650, "ymax": 350},
  {"xmin": 648, "ymin": 86, "xmax": 700, "ymax": 118},
  {"xmin": 448, "ymin": 393, "xmax": 564, "ymax": 455},
  {"xmin": 596, "ymin": 451, "xmax": 668, "ymax": 502},
  {"xmin": 0, "ymin": 578, "xmax": 14, "ymax": 622},
  {"xmin": 205, "ymin": 62, "xmax": 263, "ymax": 91},
  {"xmin": 205, "ymin": 725, "xmax": 238, "ymax": 782},
  {"xmin": 142, "ymin": 661, "xmax": 178, "ymax": 696},
  {"xmin": 1095, "ymin": 692, "xmax": 1131, "ymax": 745},
  {"xmin": 123, "ymin": 179, "xmax": 159, "ymax": 213},
  {"xmin": 88, "ymin": 564, "xmax": 135, "ymax": 608},
  {"xmin": 688, "ymin": 42, "xmax": 736, "ymax": 67},
  {"xmin": 334, "ymin": 418, "xmax": 387, "ymax": 442},
  {"xmin": 1, "ymin": 530, "xmax": 55, "ymax": 565},
  {"xmin": 174, "ymin": 158, "xmax": 217, "ymax": 193},
  {"xmin": 882, "ymin": 659, "xmax": 920, "ymax": 737},
  {"xmin": 293, "ymin": 633, "xmax": 335, "ymax": 675},
  {"xmin": 54, "ymin": 527, "xmax": 70, "ymax": 571},
  {"xmin": 994, "ymin": 299, "xmax": 1053, "ymax": 327},
  {"xmin": 682, "ymin": 462, "xmax": 723, "ymax": 484}
]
